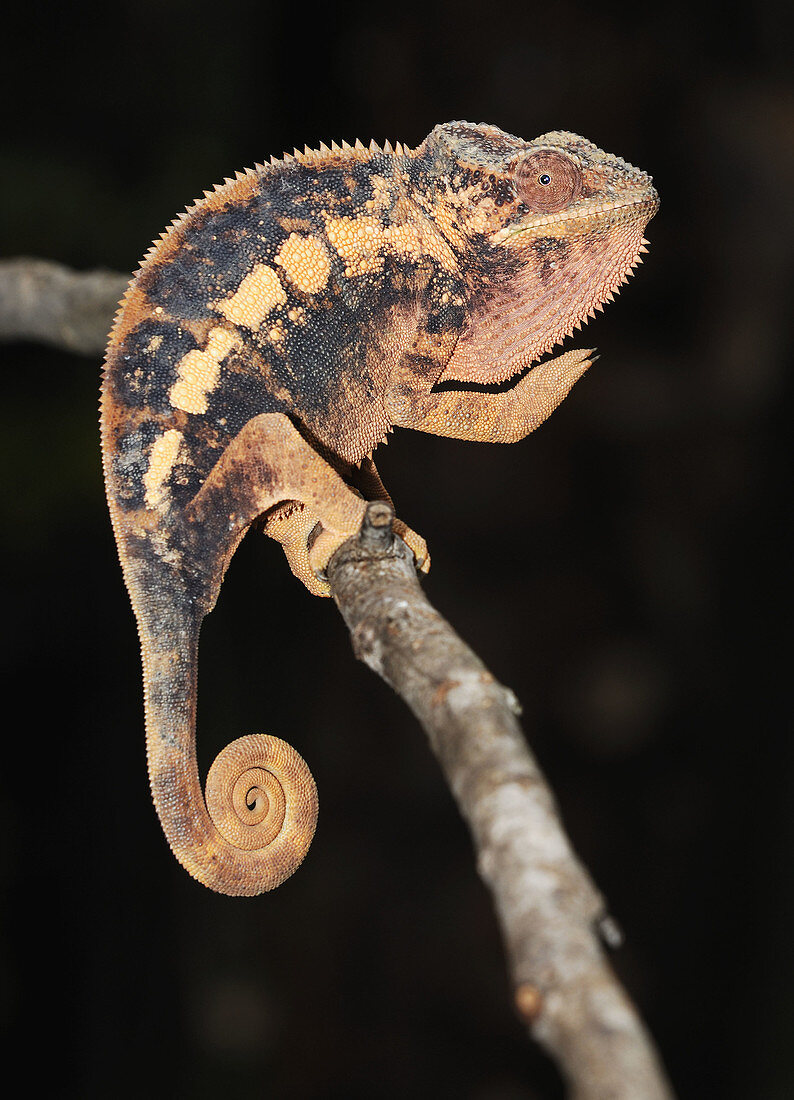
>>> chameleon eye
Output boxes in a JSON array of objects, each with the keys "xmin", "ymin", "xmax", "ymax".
[{"xmin": 515, "ymin": 150, "xmax": 582, "ymax": 213}]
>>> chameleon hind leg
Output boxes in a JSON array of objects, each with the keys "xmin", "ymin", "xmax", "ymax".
[
  {"xmin": 260, "ymin": 449, "xmax": 430, "ymax": 594},
  {"xmin": 186, "ymin": 411, "xmax": 369, "ymax": 597}
]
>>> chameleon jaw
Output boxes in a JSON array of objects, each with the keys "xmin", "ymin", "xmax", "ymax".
[{"xmin": 491, "ymin": 189, "xmax": 659, "ymax": 247}]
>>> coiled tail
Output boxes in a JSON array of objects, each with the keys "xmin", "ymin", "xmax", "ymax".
[{"xmin": 138, "ymin": 577, "xmax": 318, "ymax": 896}]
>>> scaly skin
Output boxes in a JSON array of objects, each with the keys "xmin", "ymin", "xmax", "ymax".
[{"xmin": 100, "ymin": 121, "xmax": 658, "ymax": 895}]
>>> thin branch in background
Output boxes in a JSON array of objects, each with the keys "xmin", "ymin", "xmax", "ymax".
[
  {"xmin": 0, "ymin": 257, "xmax": 127, "ymax": 355},
  {"xmin": 2, "ymin": 258, "xmax": 676, "ymax": 1097}
]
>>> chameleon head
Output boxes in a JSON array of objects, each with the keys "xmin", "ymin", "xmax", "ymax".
[{"xmin": 420, "ymin": 122, "xmax": 659, "ymax": 383}]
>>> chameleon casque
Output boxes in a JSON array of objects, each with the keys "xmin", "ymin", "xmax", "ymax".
[{"xmin": 101, "ymin": 121, "xmax": 658, "ymax": 896}]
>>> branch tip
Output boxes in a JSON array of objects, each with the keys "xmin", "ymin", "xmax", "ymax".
[{"xmin": 358, "ymin": 499, "xmax": 396, "ymax": 552}]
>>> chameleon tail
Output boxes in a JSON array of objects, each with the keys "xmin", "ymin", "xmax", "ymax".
[
  {"xmin": 135, "ymin": 573, "xmax": 318, "ymax": 896},
  {"xmin": 108, "ymin": 411, "xmax": 370, "ymax": 893}
]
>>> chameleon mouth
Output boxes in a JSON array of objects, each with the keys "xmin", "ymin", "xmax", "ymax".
[{"xmin": 493, "ymin": 190, "xmax": 659, "ymax": 246}]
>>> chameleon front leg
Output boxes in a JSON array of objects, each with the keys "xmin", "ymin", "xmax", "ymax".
[{"xmin": 384, "ymin": 348, "xmax": 595, "ymax": 443}]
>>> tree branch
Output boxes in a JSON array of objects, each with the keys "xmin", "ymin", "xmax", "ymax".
[
  {"xmin": 0, "ymin": 257, "xmax": 127, "ymax": 355},
  {"xmin": 328, "ymin": 502, "xmax": 675, "ymax": 1100}
]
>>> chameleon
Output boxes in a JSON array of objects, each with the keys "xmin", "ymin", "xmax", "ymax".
[{"xmin": 100, "ymin": 121, "xmax": 658, "ymax": 896}]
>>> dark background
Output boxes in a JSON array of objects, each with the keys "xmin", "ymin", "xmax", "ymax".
[{"xmin": 2, "ymin": 1, "xmax": 791, "ymax": 1096}]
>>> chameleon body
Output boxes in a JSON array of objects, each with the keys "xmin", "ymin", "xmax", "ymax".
[{"xmin": 101, "ymin": 122, "xmax": 658, "ymax": 895}]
